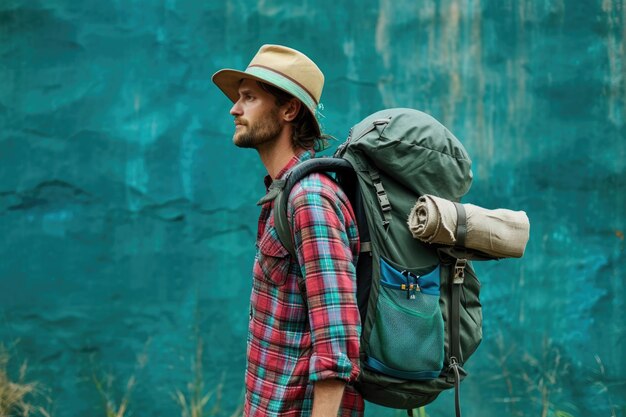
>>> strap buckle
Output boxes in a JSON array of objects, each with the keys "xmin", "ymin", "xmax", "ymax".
[
  {"xmin": 453, "ymin": 258, "xmax": 467, "ymax": 284},
  {"xmin": 373, "ymin": 181, "xmax": 391, "ymax": 212}
]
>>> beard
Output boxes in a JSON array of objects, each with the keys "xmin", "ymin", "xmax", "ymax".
[{"xmin": 233, "ymin": 108, "xmax": 283, "ymax": 149}]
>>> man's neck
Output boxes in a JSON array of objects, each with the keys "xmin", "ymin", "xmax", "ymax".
[{"xmin": 257, "ymin": 132, "xmax": 301, "ymax": 179}]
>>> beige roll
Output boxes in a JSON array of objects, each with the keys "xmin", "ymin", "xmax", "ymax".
[{"xmin": 407, "ymin": 194, "xmax": 530, "ymax": 258}]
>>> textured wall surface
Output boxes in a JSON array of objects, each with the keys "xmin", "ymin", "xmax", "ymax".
[{"xmin": 1, "ymin": 0, "xmax": 625, "ymax": 416}]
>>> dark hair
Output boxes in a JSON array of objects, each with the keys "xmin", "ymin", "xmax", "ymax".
[{"xmin": 257, "ymin": 82, "xmax": 329, "ymax": 151}]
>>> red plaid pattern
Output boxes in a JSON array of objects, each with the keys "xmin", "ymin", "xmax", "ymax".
[{"xmin": 245, "ymin": 150, "xmax": 363, "ymax": 417}]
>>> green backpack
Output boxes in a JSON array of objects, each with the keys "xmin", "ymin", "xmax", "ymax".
[{"xmin": 272, "ymin": 108, "xmax": 483, "ymax": 416}]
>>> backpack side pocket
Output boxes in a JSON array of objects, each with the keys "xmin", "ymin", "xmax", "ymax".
[{"xmin": 365, "ymin": 257, "xmax": 445, "ymax": 380}]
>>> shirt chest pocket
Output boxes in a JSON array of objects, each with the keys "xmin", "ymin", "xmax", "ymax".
[{"xmin": 255, "ymin": 227, "xmax": 292, "ymax": 286}]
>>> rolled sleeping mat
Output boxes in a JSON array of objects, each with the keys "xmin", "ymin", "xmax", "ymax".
[{"xmin": 407, "ymin": 194, "xmax": 530, "ymax": 259}]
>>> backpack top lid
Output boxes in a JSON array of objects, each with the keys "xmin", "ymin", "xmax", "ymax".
[{"xmin": 343, "ymin": 108, "xmax": 473, "ymax": 202}]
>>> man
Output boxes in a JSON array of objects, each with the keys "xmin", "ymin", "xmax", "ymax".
[{"xmin": 212, "ymin": 45, "xmax": 363, "ymax": 417}]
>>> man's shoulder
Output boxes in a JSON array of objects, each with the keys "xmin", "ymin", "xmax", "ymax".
[{"xmin": 289, "ymin": 172, "xmax": 343, "ymax": 202}]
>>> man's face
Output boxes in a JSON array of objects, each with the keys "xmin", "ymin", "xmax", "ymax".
[{"xmin": 229, "ymin": 79, "xmax": 283, "ymax": 149}]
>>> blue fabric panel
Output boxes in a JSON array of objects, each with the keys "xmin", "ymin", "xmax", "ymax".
[
  {"xmin": 380, "ymin": 257, "xmax": 440, "ymax": 296},
  {"xmin": 365, "ymin": 356, "xmax": 441, "ymax": 381}
]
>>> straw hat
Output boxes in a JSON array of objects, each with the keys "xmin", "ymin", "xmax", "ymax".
[{"xmin": 212, "ymin": 44, "xmax": 324, "ymax": 136}]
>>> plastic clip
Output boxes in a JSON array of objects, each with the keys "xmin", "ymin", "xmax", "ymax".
[
  {"xmin": 453, "ymin": 259, "xmax": 467, "ymax": 284},
  {"xmin": 402, "ymin": 271, "xmax": 420, "ymax": 299},
  {"xmin": 374, "ymin": 182, "xmax": 391, "ymax": 212}
]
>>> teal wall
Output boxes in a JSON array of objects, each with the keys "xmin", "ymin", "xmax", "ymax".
[{"xmin": 1, "ymin": 1, "xmax": 625, "ymax": 416}]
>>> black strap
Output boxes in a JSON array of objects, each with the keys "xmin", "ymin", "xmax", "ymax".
[
  {"xmin": 450, "ymin": 276, "xmax": 461, "ymax": 363},
  {"xmin": 448, "ymin": 257, "xmax": 467, "ymax": 417},
  {"xmin": 273, "ymin": 158, "xmax": 355, "ymax": 258},
  {"xmin": 453, "ymin": 202, "xmax": 467, "ymax": 247},
  {"xmin": 450, "ymin": 257, "xmax": 466, "ymax": 364},
  {"xmin": 451, "ymin": 198, "xmax": 468, "ymax": 417},
  {"xmin": 256, "ymin": 179, "xmax": 286, "ymax": 206},
  {"xmin": 450, "ymin": 359, "xmax": 462, "ymax": 417}
]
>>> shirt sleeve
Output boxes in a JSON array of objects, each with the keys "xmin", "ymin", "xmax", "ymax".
[{"xmin": 289, "ymin": 181, "xmax": 361, "ymax": 383}]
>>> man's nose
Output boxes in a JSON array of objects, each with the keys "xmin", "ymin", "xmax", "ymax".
[{"xmin": 230, "ymin": 100, "xmax": 242, "ymax": 116}]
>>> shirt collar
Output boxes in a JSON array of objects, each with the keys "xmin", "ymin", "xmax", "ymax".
[{"xmin": 263, "ymin": 149, "xmax": 315, "ymax": 190}]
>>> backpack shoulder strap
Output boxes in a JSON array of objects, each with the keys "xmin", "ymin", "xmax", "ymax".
[
  {"xmin": 272, "ymin": 158, "xmax": 355, "ymax": 258},
  {"xmin": 273, "ymin": 186, "xmax": 294, "ymax": 257}
]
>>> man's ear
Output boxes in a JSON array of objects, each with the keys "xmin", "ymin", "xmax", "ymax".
[{"xmin": 282, "ymin": 98, "xmax": 302, "ymax": 122}]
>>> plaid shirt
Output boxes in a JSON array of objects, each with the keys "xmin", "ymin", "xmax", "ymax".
[{"xmin": 245, "ymin": 150, "xmax": 363, "ymax": 417}]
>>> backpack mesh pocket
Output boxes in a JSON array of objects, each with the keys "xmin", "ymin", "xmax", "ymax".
[{"xmin": 366, "ymin": 258, "xmax": 445, "ymax": 380}]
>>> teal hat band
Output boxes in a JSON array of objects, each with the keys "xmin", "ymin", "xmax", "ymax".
[{"xmin": 245, "ymin": 66, "xmax": 317, "ymax": 115}]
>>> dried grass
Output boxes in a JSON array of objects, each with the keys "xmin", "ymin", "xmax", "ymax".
[
  {"xmin": 0, "ymin": 343, "xmax": 51, "ymax": 417},
  {"xmin": 173, "ymin": 334, "xmax": 243, "ymax": 417}
]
